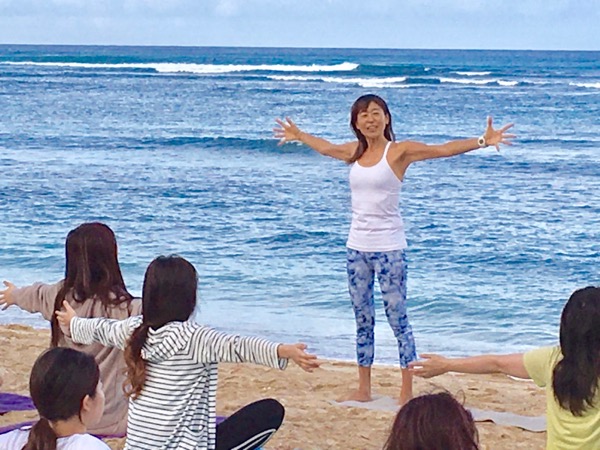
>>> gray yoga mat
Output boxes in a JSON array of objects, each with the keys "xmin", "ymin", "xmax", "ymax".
[{"xmin": 331, "ymin": 395, "xmax": 546, "ymax": 433}]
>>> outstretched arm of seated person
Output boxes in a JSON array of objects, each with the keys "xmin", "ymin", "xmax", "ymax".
[
  {"xmin": 0, "ymin": 281, "xmax": 15, "ymax": 310},
  {"xmin": 277, "ymin": 343, "xmax": 320, "ymax": 372},
  {"xmin": 56, "ymin": 300, "xmax": 136, "ymax": 350},
  {"xmin": 409, "ymin": 353, "xmax": 530, "ymax": 380},
  {"xmin": 0, "ymin": 281, "xmax": 61, "ymax": 319},
  {"xmin": 194, "ymin": 327, "xmax": 319, "ymax": 371}
]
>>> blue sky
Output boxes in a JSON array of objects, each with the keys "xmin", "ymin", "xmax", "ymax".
[{"xmin": 0, "ymin": 0, "xmax": 598, "ymax": 50}]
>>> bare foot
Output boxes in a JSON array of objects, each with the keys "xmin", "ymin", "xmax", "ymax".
[{"xmin": 336, "ymin": 390, "xmax": 372, "ymax": 403}]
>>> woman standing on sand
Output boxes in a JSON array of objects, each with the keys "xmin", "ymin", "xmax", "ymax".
[{"xmin": 274, "ymin": 94, "xmax": 514, "ymax": 405}]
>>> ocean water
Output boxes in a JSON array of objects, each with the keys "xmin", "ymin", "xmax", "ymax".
[{"xmin": 0, "ymin": 45, "xmax": 599, "ymax": 363}]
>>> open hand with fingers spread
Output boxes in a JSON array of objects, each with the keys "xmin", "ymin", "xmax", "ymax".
[
  {"xmin": 273, "ymin": 117, "xmax": 304, "ymax": 145},
  {"xmin": 277, "ymin": 343, "xmax": 321, "ymax": 372},
  {"xmin": 55, "ymin": 300, "xmax": 78, "ymax": 334},
  {"xmin": 0, "ymin": 281, "xmax": 17, "ymax": 310},
  {"xmin": 483, "ymin": 116, "xmax": 516, "ymax": 151}
]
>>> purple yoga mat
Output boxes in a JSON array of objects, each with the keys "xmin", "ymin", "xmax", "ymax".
[{"xmin": 0, "ymin": 393, "xmax": 35, "ymax": 414}]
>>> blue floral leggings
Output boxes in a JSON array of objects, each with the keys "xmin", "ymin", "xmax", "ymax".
[{"xmin": 347, "ymin": 248, "xmax": 417, "ymax": 368}]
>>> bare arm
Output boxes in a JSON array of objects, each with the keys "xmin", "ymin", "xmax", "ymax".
[
  {"xmin": 273, "ymin": 117, "xmax": 356, "ymax": 162},
  {"xmin": 399, "ymin": 117, "xmax": 515, "ymax": 165},
  {"xmin": 409, "ymin": 353, "xmax": 530, "ymax": 380}
]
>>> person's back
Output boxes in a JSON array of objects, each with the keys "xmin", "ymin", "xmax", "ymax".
[
  {"xmin": 57, "ymin": 255, "xmax": 319, "ymax": 450},
  {"xmin": 523, "ymin": 287, "xmax": 600, "ymax": 450},
  {"xmin": 525, "ymin": 346, "xmax": 600, "ymax": 450},
  {"xmin": 0, "ymin": 222, "xmax": 139, "ymax": 435},
  {"xmin": 101, "ymin": 317, "xmax": 285, "ymax": 449}
]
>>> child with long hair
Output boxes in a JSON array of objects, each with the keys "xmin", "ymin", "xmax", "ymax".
[
  {"xmin": 56, "ymin": 255, "xmax": 320, "ymax": 450},
  {"xmin": 0, "ymin": 347, "xmax": 109, "ymax": 450},
  {"xmin": 0, "ymin": 222, "xmax": 140, "ymax": 435},
  {"xmin": 410, "ymin": 286, "xmax": 600, "ymax": 449},
  {"xmin": 383, "ymin": 392, "xmax": 479, "ymax": 450}
]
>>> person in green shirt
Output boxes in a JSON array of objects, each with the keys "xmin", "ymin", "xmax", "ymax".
[{"xmin": 409, "ymin": 286, "xmax": 600, "ymax": 450}]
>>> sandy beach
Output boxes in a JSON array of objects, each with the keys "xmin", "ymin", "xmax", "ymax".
[{"xmin": 0, "ymin": 324, "xmax": 547, "ymax": 449}]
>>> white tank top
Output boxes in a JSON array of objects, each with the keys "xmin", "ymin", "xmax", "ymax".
[{"xmin": 346, "ymin": 141, "xmax": 407, "ymax": 252}]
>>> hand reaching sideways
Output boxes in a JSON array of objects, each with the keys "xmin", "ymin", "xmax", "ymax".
[
  {"xmin": 483, "ymin": 116, "xmax": 516, "ymax": 151},
  {"xmin": 278, "ymin": 343, "xmax": 321, "ymax": 372},
  {"xmin": 408, "ymin": 353, "xmax": 450, "ymax": 378},
  {"xmin": 273, "ymin": 117, "xmax": 304, "ymax": 145},
  {"xmin": 0, "ymin": 281, "xmax": 17, "ymax": 310}
]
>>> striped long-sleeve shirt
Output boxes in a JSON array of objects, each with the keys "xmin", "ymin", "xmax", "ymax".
[{"xmin": 70, "ymin": 316, "xmax": 288, "ymax": 450}]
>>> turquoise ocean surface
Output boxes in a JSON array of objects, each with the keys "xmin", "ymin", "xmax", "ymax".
[{"xmin": 0, "ymin": 45, "xmax": 599, "ymax": 362}]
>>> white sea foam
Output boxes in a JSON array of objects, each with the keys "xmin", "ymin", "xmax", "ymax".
[
  {"xmin": 267, "ymin": 75, "xmax": 408, "ymax": 88},
  {"xmin": 455, "ymin": 71, "xmax": 492, "ymax": 76},
  {"xmin": 569, "ymin": 81, "xmax": 600, "ymax": 89},
  {"xmin": 1, "ymin": 61, "xmax": 359, "ymax": 74},
  {"xmin": 440, "ymin": 77, "xmax": 518, "ymax": 86},
  {"xmin": 440, "ymin": 77, "xmax": 494, "ymax": 85}
]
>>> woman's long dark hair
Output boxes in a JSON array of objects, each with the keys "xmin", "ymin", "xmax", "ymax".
[
  {"xmin": 348, "ymin": 94, "xmax": 395, "ymax": 164},
  {"xmin": 50, "ymin": 223, "xmax": 133, "ymax": 347},
  {"xmin": 23, "ymin": 348, "xmax": 100, "ymax": 450},
  {"xmin": 552, "ymin": 286, "xmax": 600, "ymax": 415},
  {"xmin": 124, "ymin": 255, "xmax": 198, "ymax": 399},
  {"xmin": 384, "ymin": 392, "xmax": 479, "ymax": 450}
]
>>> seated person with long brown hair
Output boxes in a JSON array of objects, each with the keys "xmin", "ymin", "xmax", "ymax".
[{"xmin": 0, "ymin": 223, "xmax": 140, "ymax": 436}]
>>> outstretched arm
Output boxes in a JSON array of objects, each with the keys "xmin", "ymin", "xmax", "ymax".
[
  {"xmin": 399, "ymin": 117, "xmax": 515, "ymax": 165},
  {"xmin": 409, "ymin": 353, "xmax": 530, "ymax": 380},
  {"xmin": 274, "ymin": 117, "xmax": 356, "ymax": 162},
  {"xmin": 193, "ymin": 326, "xmax": 320, "ymax": 372},
  {"xmin": 0, "ymin": 281, "xmax": 62, "ymax": 320},
  {"xmin": 56, "ymin": 300, "xmax": 138, "ymax": 350},
  {"xmin": 277, "ymin": 343, "xmax": 321, "ymax": 372}
]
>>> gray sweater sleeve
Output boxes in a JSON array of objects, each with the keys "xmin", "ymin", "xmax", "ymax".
[{"xmin": 12, "ymin": 281, "xmax": 63, "ymax": 321}]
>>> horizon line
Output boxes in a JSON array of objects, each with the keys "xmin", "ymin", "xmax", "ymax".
[{"xmin": 1, "ymin": 42, "xmax": 599, "ymax": 53}]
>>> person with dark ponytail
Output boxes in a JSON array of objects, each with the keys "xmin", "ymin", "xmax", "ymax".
[
  {"xmin": 0, "ymin": 347, "xmax": 109, "ymax": 450},
  {"xmin": 410, "ymin": 286, "xmax": 600, "ymax": 449},
  {"xmin": 0, "ymin": 223, "xmax": 140, "ymax": 435},
  {"xmin": 56, "ymin": 255, "xmax": 320, "ymax": 450},
  {"xmin": 274, "ymin": 95, "xmax": 514, "ymax": 405}
]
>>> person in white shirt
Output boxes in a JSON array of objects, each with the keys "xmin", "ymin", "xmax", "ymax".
[
  {"xmin": 274, "ymin": 94, "xmax": 514, "ymax": 405},
  {"xmin": 57, "ymin": 255, "xmax": 320, "ymax": 450},
  {"xmin": 0, "ymin": 347, "xmax": 110, "ymax": 450}
]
